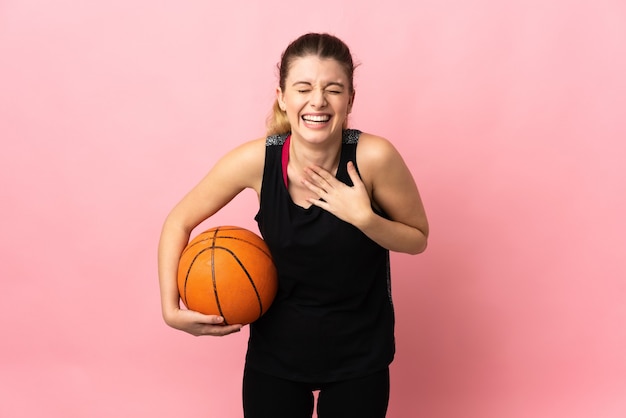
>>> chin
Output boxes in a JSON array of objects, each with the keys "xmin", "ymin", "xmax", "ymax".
[{"xmin": 296, "ymin": 125, "xmax": 342, "ymax": 142}]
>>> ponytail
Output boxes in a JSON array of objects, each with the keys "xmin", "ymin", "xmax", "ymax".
[{"xmin": 266, "ymin": 98, "xmax": 291, "ymax": 136}]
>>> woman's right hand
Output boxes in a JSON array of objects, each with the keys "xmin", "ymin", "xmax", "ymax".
[{"xmin": 164, "ymin": 308, "xmax": 243, "ymax": 337}]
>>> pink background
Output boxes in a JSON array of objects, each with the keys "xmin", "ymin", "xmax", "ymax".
[{"xmin": 1, "ymin": 1, "xmax": 625, "ymax": 417}]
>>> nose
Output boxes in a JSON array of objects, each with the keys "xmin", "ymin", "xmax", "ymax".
[{"xmin": 310, "ymin": 88, "xmax": 327, "ymax": 108}]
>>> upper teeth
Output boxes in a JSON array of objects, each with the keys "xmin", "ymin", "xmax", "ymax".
[{"xmin": 303, "ymin": 115, "xmax": 330, "ymax": 122}]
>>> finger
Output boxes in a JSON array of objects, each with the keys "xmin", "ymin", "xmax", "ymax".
[
  {"xmin": 301, "ymin": 177, "xmax": 327, "ymax": 197},
  {"xmin": 202, "ymin": 315, "xmax": 242, "ymax": 329},
  {"xmin": 192, "ymin": 313, "xmax": 226, "ymax": 325},
  {"xmin": 209, "ymin": 315, "xmax": 226, "ymax": 324},
  {"xmin": 306, "ymin": 197, "xmax": 330, "ymax": 210},
  {"xmin": 208, "ymin": 324, "xmax": 243, "ymax": 336},
  {"xmin": 306, "ymin": 165, "xmax": 335, "ymax": 186},
  {"xmin": 346, "ymin": 161, "xmax": 363, "ymax": 186}
]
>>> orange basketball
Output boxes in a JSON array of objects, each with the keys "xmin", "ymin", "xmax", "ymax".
[{"xmin": 177, "ymin": 226, "xmax": 278, "ymax": 325}]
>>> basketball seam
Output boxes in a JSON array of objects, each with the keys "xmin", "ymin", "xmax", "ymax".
[
  {"xmin": 184, "ymin": 236, "xmax": 273, "ymax": 260},
  {"xmin": 182, "ymin": 248, "xmax": 214, "ymax": 310},
  {"xmin": 211, "ymin": 227, "xmax": 263, "ymax": 325},
  {"xmin": 211, "ymin": 246, "xmax": 264, "ymax": 325},
  {"xmin": 209, "ymin": 229, "xmax": 226, "ymax": 322}
]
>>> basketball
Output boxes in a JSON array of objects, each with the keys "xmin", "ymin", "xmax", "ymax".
[{"xmin": 177, "ymin": 226, "xmax": 278, "ymax": 325}]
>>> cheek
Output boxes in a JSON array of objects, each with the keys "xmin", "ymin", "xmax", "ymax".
[{"xmin": 286, "ymin": 107, "xmax": 302, "ymax": 122}]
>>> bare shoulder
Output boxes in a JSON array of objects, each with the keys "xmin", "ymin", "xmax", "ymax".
[
  {"xmin": 355, "ymin": 132, "xmax": 404, "ymax": 175},
  {"xmin": 214, "ymin": 137, "xmax": 267, "ymax": 192},
  {"xmin": 355, "ymin": 132, "xmax": 426, "ymax": 230},
  {"xmin": 224, "ymin": 136, "xmax": 267, "ymax": 164}
]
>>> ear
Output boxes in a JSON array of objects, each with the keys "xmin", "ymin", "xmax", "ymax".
[
  {"xmin": 347, "ymin": 90, "xmax": 356, "ymax": 114},
  {"xmin": 276, "ymin": 87, "xmax": 286, "ymax": 111}
]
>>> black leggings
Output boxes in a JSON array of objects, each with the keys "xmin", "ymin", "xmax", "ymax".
[{"xmin": 242, "ymin": 366, "xmax": 390, "ymax": 418}]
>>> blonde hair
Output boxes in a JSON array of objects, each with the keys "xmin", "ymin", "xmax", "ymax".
[
  {"xmin": 266, "ymin": 98, "xmax": 291, "ymax": 137},
  {"xmin": 266, "ymin": 33, "xmax": 356, "ymax": 136}
]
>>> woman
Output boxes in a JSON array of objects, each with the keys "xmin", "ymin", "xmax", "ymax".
[{"xmin": 158, "ymin": 32, "xmax": 428, "ymax": 418}]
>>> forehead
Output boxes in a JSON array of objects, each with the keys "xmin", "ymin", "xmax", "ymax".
[{"xmin": 286, "ymin": 55, "xmax": 349, "ymax": 83}]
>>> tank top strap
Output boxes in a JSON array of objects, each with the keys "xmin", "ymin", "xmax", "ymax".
[
  {"xmin": 337, "ymin": 129, "xmax": 362, "ymax": 185},
  {"xmin": 282, "ymin": 135, "xmax": 291, "ymax": 188},
  {"xmin": 342, "ymin": 128, "xmax": 361, "ymax": 144}
]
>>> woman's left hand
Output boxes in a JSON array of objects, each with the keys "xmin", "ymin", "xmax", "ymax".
[{"xmin": 302, "ymin": 161, "xmax": 373, "ymax": 227}]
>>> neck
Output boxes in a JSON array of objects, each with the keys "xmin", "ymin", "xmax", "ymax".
[{"xmin": 289, "ymin": 133, "xmax": 342, "ymax": 174}]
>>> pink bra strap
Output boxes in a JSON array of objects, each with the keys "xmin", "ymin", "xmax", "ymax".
[{"xmin": 282, "ymin": 135, "xmax": 290, "ymax": 188}]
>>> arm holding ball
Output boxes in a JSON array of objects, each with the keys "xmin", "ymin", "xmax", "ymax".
[{"xmin": 157, "ymin": 139, "xmax": 266, "ymax": 336}]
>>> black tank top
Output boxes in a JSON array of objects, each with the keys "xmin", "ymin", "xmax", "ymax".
[{"xmin": 247, "ymin": 129, "xmax": 395, "ymax": 383}]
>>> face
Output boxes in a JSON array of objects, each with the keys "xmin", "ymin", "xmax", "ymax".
[{"xmin": 277, "ymin": 55, "xmax": 354, "ymax": 145}]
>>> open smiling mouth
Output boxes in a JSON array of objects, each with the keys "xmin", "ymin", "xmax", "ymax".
[{"xmin": 302, "ymin": 115, "xmax": 331, "ymax": 123}]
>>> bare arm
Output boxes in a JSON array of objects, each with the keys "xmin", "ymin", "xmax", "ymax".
[
  {"xmin": 357, "ymin": 134, "xmax": 428, "ymax": 254},
  {"xmin": 303, "ymin": 133, "xmax": 428, "ymax": 254},
  {"xmin": 158, "ymin": 138, "xmax": 265, "ymax": 335}
]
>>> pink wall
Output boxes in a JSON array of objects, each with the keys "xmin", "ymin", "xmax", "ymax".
[{"xmin": 1, "ymin": 1, "xmax": 625, "ymax": 417}]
